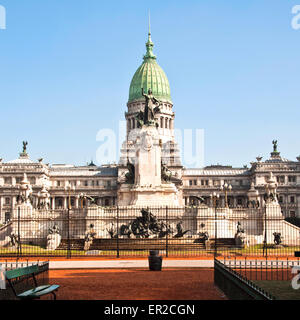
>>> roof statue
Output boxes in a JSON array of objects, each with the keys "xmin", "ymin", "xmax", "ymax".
[
  {"xmin": 272, "ymin": 140, "xmax": 278, "ymax": 153},
  {"xmin": 22, "ymin": 141, "xmax": 28, "ymax": 154}
]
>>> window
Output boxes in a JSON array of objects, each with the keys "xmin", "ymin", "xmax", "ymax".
[
  {"xmin": 57, "ymin": 181, "xmax": 61, "ymax": 187},
  {"xmin": 5, "ymin": 212, "xmax": 10, "ymax": 223},
  {"xmin": 290, "ymin": 211, "xmax": 296, "ymax": 218},
  {"xmin": 15, "ymin": 177, "xmax": 22, "ymax": 184},
  {"xmin": 29, "ymin": 177, "xmax": 36, "ymax": 185},
  {"xmin": 84, "ymin": 181, "xmax": 88, "ymax": 187},
  {"xmin": 279, "ymin": 196, "xmax": 283, "ymax": 203},
  {"xmin": 290, "ymin": 196, "xmax": 295, "ymax": 204},
  {"xmin": 189, "ymin": 180, "xmax": 193, "ymax": 186},
  {"xmin": 277, "ymin": 176, "xmax": 285, "ymax": 183},
  {"xmin": 5, "ymin": 197, "xmax": 10, "ymax": 205},
  {"xmin": 288, "ymin": 176, "xmax": 296, "ymax": 183},
  {"xmin": 4, "ymin": 177, "xmax": 12, "ymax": 185}
]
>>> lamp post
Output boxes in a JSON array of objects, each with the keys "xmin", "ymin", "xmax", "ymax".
[
  {"xmin": 210, "ymin": 192, "xmax": 220, "ymax": 259},
  {"xmin": 65, "ymin": 185, "xmax": 75, "ymax": 210},
  {"xmin": 65, "ymin": 185, "xmax": 75, "ymax": 259},
  {"xmin": 263, "ymin": 184, "xmax": 272, "ymax": 259},
  {"xmin": 220, "ymin": 183, "xmax": 232, "ymax": 208}
]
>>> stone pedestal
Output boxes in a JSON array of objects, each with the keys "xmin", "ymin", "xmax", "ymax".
[
  {"xmin": 118, "ymin": 125, "xmax": 182, "ymax": 207},
  {"xmin": 263, "ymin": 203, "xmax": 284, "ymax": 244},
  {"xmin": 46, "ymin": 233, "xmax": 61, "ymax": 251}
]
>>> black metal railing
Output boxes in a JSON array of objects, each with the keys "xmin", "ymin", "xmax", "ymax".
[
  {"xmin": 214, "ymin": 259, "xmax": 275, "ymax": 300},
  {"xmin": 0, "ymin": 205, "xmax": 299, "ymax": 258}
]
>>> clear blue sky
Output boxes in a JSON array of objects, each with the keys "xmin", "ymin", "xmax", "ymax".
[{"xmin": 0, "ymin": 0, "xmax": 299, "ymax": 168}]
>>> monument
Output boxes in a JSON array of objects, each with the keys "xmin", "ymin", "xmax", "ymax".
[{"xmin": 118, "ymin": 87, "xmax": 182, "ymax": 206}]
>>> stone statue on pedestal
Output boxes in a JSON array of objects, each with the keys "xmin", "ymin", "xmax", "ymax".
[
  {"xmin": 46, "ymin": 224, "xmax": 61, "ymax": 251},
  {"xmin": 273, "ymin": 232, "xmax": 282, "ymax": 246},
  {"xmin": 161, "ymin": 161, "xmax": 172, "ymax": 182},
  {"xmin": 235, "ymin": 221, "xmax": 245, "ymax": 248},
  {"xmin": 9, "ymin": 233, "xmax": 20, "ymax": 249},
  {"xmin": 125, "ymin": 161, "xmax": 135, "ymax": 184},
  {"xmin": 84, "ymin": 224, "xmax": 96, "ymax": 251}
]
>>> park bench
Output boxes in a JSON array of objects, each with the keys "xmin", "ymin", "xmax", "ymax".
[{"xmin": 5, "ymin": 264, "xmax": 59, "ymax": 300}]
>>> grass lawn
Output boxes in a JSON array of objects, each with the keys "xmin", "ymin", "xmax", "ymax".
[
  {"xmin": 0, "ymin": 243, "xmax": 299, "ymax": 257},
  {"xmin": 253, "ymin": 280, "xmax": 300, "ymax": 300}
]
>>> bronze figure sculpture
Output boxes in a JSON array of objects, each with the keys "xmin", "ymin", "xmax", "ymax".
[
  {"xmin": 22, "ymin": 141, "xmax": 28, "ymax": 153},
  {"xmin": 141, "ymin": 88, "xmax": 161, "ymax": 126}
]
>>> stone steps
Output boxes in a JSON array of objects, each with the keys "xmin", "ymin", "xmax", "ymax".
[{"xmin": 56, "ymin": 237, "xmax": 236, "ymax": 251}]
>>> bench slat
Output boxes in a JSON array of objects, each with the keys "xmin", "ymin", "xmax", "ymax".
[
  {"xmin": 6, "ymin": 265, "xmax": 39, "ymax": 280},
  {"xmin": 17, "ymin": 285, "xmax": 60, "ymax": 299}
]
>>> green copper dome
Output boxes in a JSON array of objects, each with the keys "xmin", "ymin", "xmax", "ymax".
[{"xmin": 128, "ymin": 31, "xmax": 172, "ymax": 104}]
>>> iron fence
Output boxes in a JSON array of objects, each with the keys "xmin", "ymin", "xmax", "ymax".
[
  {"xmin": 214, "ymin": 259, "xmax": 275, "ymax": 300},
  {"xmin": 0, "ymin": 205, "xmax": 299, "ymax": 258},
  {"xmin": 221, "ymin": 257, "xmax": 300, "ymax": 281}
]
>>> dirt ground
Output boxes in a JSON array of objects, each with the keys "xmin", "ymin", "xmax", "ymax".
[{"xmin": 45, "ymin": 268, "xmax": 226, "ymax": 300}]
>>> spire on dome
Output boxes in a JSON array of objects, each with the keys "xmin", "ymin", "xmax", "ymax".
[{"xmin": 144, "ymin": 12, "xmax": 156, "ymax": 60}]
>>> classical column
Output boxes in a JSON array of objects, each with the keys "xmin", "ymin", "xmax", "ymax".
[
  {"xmin": 64, "ymin": 197, "xmax": 68, "ymax": 209},
  {"xmin": 52, "ymin": 197, "xmax": 55, "ymax": 210},
  {"xmin": 233, "ymin": 197, "xmax": 237, "ymax": 208},
  {"xmin": 75, "ymin": 196, "xmax": 79, "ymax": 209}
]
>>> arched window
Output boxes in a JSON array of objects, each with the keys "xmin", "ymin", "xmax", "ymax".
[
  {"xmin": 165, "ymin": 118, "xmax": 168, "ymax": 129},
  {"xmin": 160, "ymin": 117, "xmax": 163, "ymax": 128}
]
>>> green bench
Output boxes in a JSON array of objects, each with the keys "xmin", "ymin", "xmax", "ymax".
[{"xmin": 5, "ymin": 264, "xmax": 59, "ymax": 300}]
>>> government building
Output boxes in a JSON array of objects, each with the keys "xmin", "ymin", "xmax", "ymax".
[{"xmin": 0, "ymin": 30, "xmax": 299, "ymax": 224}]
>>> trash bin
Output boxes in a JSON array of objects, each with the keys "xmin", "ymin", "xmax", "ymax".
[{"xmin": 148, "ymin": 250, "xmax": 162, "ymax": 271}]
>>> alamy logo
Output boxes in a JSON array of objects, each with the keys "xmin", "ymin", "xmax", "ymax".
[
  {"xmin": 291, "ymin": 5, "xmax": 300, "ymax": 30},
  {"xmin": 291, "ymin": 266, "xmax": 300, "ymax": 290},
  {"xmin": 0, "ymin": 5, "xmax": 6, "ymax": 30}
]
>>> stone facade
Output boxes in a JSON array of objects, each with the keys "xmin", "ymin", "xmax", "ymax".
[{"xmin": 0, "ymin": 147, "xmax": 300, "ymax": 224}]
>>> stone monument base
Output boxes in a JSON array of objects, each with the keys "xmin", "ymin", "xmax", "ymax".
[{"xmin": 118, "ymin": 183, "xmax": 180, "ymax": 206}]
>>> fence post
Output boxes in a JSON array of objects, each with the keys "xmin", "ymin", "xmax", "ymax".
[
  {"xmin": 264, "ymin": 205, "xmax": 268, "ymax": 259},
  {"xmin": 67, "ymin": 208, "xmax": 71, "ymax": 259},
  {"xmin": 17, "ymin": 207, "xmax": 22, "ymax": 257},
  {"xmin": 166, "ymin": 206, "xmax": 168, "ymax": 258},
  {"xmin": 117, "ymin": 206, "xmax": 120, "ymax": 258}
]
